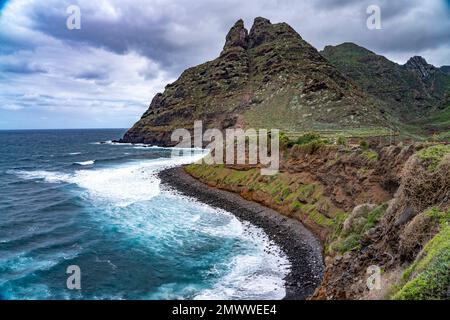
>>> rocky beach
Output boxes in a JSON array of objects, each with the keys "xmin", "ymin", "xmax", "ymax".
[{"xmin": 159, "ymin": 167, "xmax": 325, "ymax": 300}]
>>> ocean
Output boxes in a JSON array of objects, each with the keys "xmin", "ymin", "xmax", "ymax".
[{"xmin": 0, "ymin": 129, "xmax": 289, "ymax": 300}]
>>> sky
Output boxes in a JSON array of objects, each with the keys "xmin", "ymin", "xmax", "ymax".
[{"xmin": 0, "ymin": 0, "xmax": 450, "ymax": 129}]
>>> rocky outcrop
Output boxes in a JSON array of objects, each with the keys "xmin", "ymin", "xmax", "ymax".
[
  {"xmin": 405, "ymin": 56, "xmax": 437, "ymax": 80},
  {"xmin": 122, "ymin": 18, "xmax": 386, "ymax": 145},
  {"xmin": 222, "ymin": 19, "xmax": 249, "ymax": 51}
]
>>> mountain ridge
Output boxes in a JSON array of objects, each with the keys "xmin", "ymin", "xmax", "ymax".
[
  {"xmin": 122, "ymin": 18, "xmax": 387, "ymax": 146},
  {"xmin": 321, "ymin": 43, "xmax": 450, "ymax": 122},
  {"xmin": 122, "ymin": 18, "xmax": 449, "ymax": 145}
]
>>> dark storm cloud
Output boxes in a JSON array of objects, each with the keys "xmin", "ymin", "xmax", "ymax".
[
  {"xmin": 31, "ymin": 9, "xmax": 175, "ymax": 67},
  {"xmin": 27, "ymin": 0, "xmax": 234, "ymax": 74},
  {"xmin": 27, "ymin": 0, "xmax": 450, "ymax": 71}
]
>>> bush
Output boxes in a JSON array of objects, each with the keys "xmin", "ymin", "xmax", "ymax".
[
  {"xmin": 362, "ymin": 150, "xmax": 379, "ymax": 162},
  {"xmin": 332, "ymin": 233, "xmax": 361, "ymax": 253},
  {"xmin": 336, "ymin": 135, "xmax": 348, "ymax": 146},
  {"xmin": 279, "ymin": 132, "xmax": 294, "ymax": 148},
  {"xmin": 294, "ymin": 132, "xmax": 321, "ymax": 145},
  {"xmin": 330, "ymin": 204, "xmax": 387, "ymax": 254},
  {"xmin": 299, "ymin": 139, "xmax": 325, "ymax": 154},
  {"xmin": 417, "ymin": 144, "xmax": 450, "ymax": 171},
  {"xmin": 360, "ymin": 140, "xmax": 370, "ymax": 150}
]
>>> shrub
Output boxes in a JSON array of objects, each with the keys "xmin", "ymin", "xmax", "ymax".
[
  {"xmin": 332, "ymin": 233, "xmax": 361, "ymax": 253},
  {"xmin": 360, "ymin": 140, "xmax": 370, "ymax": 150},
  {"xmin": 330, "ymin": 204, "xmax": 387, "ymax": 254},
  {"xmin": 336, "ymin": 135, "xmax": 348, "ymax": 146},
  {"xmin": 294, "ymin": 132, "xmax": 321, "ymax": 145},
  {"xmin": 299, "ymin": 139, "xmax": 325, "ymax": 154},
  {"xmin": 279, "ymin": 132, "xmax": 294, "ymax": 148},
  {"xmin": 417, "ymin": 144, "xmax": 450, "ymax": 171},
  {"xmin": 362, "ymin": 150, "xmax": 379, "ymax": 162}
]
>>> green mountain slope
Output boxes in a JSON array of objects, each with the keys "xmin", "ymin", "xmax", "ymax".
[{"xmin": 321, "ymin": 43, "xmax": 450, "ymax": 139}]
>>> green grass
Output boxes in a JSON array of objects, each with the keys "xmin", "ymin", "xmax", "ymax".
[
  {"xmin": 416, "ymin": 144, "xmax": 450, "ymax": 171},
  {"xmin": 363, "ymin": 204, "xmax": 387, "ymax": 233},
  {"xmin": 286, "ymin": 127, "xmax": 393, "ymax": 139},
  {"xmin": 435, "ymin": 131, "xmax": 450, "ymax": 142},
  {"xmin": 426, "ymin": 105, "xmax": 450, "ymax": 131},
  {"xmin": 336, "ymin": 135, "xmax": 348, "ymax": 146},
  {"xmin": 359, "ymin": 140, "xmax": 370, "ymax": 150},
  {"xmin": 426, "ymin": 207, "xmax": 450, "ymax": 225},
  {"xmin": 330, "ymin": 203, "xmax": 387, "ymax": 254},
  {"xmin": 393, "ymin": 209, "xmax": 449, "ymax": 300},
  {"xmin": 280, "ymin": 131, "xmax": 329, "ymax": 154},
  {"xmin": 362, "ymin": 149, "xmax": 379, "ymax": 162},
  {"xmin": 186, "ymin": 163, "xmax": 337, "ymax": 231},
  {"xmin": 333, "ymin": 233, "xmax": 362, "ymax": 253}
]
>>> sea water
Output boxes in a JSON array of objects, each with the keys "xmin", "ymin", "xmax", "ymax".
[{"xmin": 0, "ymin": 129, "xmax": 289, "ymax": 300}]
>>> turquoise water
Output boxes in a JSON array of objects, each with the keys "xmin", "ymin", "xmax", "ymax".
[{"xmin": 0, "ymin": 129, "xmax": 289, "ymax": 300}]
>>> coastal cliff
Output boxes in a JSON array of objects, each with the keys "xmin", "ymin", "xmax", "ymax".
[{"xmin": 184, "ymin": 139, "xmax": 450, "ymax": 299}]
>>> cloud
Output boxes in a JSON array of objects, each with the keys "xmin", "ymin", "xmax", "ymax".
[
  {"xmin": 1, "ymin": 105, "xmax": 24, "ymax": 111},
  {"xmin": 23, "ymin": 0, "xmax": 450, "ymax": 67},
  {"xmin": 74, "ymin": 69, "xmax": 109, "ymax": 81},
  {"xmin": 1, "ymin": 60, "xmax": 48, "ymax": 74},
  {"xmin": 0, "ymin": 0, "xmax": 448, "ymax": 129}
]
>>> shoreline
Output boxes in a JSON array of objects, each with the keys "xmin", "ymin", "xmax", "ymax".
[{"xmin": 158, "ymin": 167, "xmax": 324, "ymax": 300}]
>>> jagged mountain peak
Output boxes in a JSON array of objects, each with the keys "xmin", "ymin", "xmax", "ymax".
[
  {"xmin": 248, "ymin": 17, "xmax": 300, "ymax": 48},
  {"xmin": 223, "ymin": 19, "xmax": 249, "ymax": 51},
  {"xmin": 404, "ymin": 55, "xmax": 437, "ymax": 79},
  {"xmin": 406, "ymin": 55, "xmax": 430, "ymax": 66},
  {"xmin": 222, "ymin": 17, "xmax": 302, "ymax": 51}
]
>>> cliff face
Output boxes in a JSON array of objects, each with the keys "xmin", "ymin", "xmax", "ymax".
[
  {"xmin": 122, "ymin": 18, "xmax": 385, "ymax": 146},
  {"xmin": 185, "ymin": 141, "xmax": 450, "ymax": 300}
]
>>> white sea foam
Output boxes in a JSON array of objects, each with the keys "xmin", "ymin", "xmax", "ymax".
[
  {"xmin": 12, "ymin": 151, "xmax": 207, "ymax": 207},
  {"xmin": 0, "ymin": 250, "xmax": 80, "ymax": 286},
  {"xmin": 11, "ymin": 170, "xmax": 71, "ymax": 183},
  {"xmin": 93, "ymin": 140, "xmax": 204, "ymax": 152},
  {"xmin": 68, "ymin": 152, "xmax": 81, "ymax": 155},
  {"xmin": 74, "ymin": 160, "xmax": 95, "ymax": 166},
  {"xmin": 10, "ymin": 150, "xmax": 289, "ymax": 299},
  {"xmin": 194, "ymin": 221, "xmax": 290, "ymax": 300},
  {"xmin": 141, "ymin": 192, "xmax": 290, "ymax": 300}
]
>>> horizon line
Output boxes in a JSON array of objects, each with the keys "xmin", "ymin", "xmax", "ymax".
[{"xmin": 0, "ymin": 127, "xmax": 128, "ymax": 131}]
